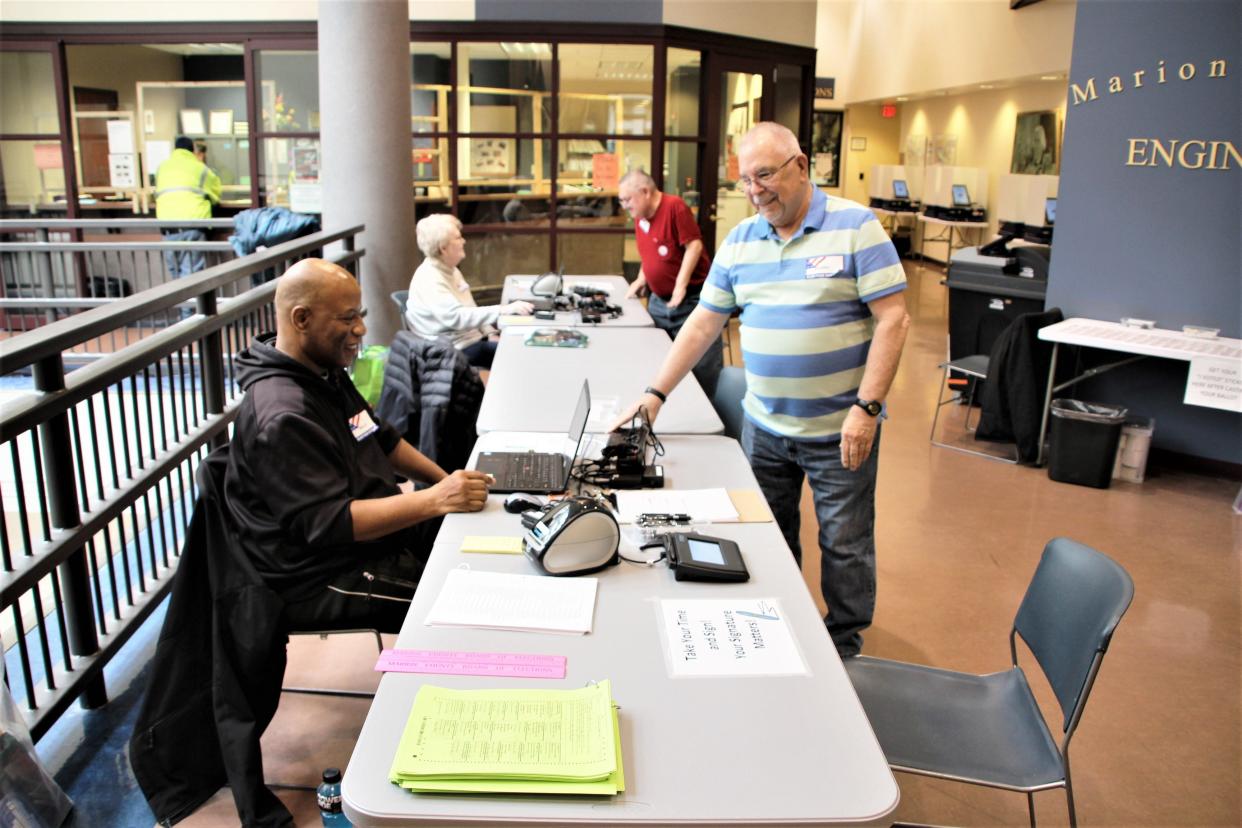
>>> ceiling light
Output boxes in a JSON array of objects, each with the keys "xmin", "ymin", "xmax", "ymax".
[
  {"xmin": 980, "ymin": 84, "xmax": 995, "ymax": 89},
  {"xmin": 1041, "ymin": 75, "xmax": 1061, "ymax": 81},
  {"xmin": 896, "ymin": 96, "xmax": 909, "ymax": 102}
]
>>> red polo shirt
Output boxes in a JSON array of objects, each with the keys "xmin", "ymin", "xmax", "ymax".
[{"xmin": 634, "ymin": 194, "xmax": 710, "ymax": 298}]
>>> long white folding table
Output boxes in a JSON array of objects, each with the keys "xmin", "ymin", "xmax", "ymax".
[
  {"xmin": 342, "ymin": 433, "xmax": 899, "ymax": 826},
  {"xmin": 1035, "ymin": 317, "xmax": 1242, "ymax": 465},
  {"xmin": 501, "ymin": 274, "xmax": 654, "ymax": 328},
  {"xmin": 476, "ymin": 325, "xmax": 723, "ymax": 434}
]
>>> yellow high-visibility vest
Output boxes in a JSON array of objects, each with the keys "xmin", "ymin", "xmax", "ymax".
[{"xmin": 154, "ymin": 149, "xmax": 222, "ymax": 220}]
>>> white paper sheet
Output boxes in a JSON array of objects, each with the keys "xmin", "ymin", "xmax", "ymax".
[
  {"xmin": 660, "ymin": 599, "xmax": 807, "ymax": 677},
  {"xmin": 425, "ymin": 569, "xmax": 599, "ymax": 634},
  {"xmin": 614, "ymin": 488, "xmax": 739, "ymax": 524},
  {"xmin": 1184, "ymin": 357, "xmax": 1242, "ymax": 412}
]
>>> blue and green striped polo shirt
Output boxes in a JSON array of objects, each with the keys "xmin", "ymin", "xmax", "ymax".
[{"xmin": 699, "ymin": 187, "xmax": 905, "ymax": 440}]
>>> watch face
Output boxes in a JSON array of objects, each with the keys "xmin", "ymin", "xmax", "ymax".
[{"xmin": 857, "ymin": 399, "xmax": 881, "ymax": 416}]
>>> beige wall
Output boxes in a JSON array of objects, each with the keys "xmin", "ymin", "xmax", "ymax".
[
  {"xmin": 665, "ymin": 0, "xmax": 818, "ymax": 49},
  {"xmin": 837, "ymin": 103, "xmax": 901, "ymax": 205},
  {"xmin": 834, "ymin": 0, "xmax": 1076, "ymax": 104},
  {"xmin": 66, "ymin": 45, "xmax": 184, "ymax": 114},
  {"xmin": 900, "ymin": 79, "xmax": 1067, "ymax": 242}
]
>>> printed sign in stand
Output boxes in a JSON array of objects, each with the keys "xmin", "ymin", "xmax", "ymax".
[{"xmin": 659, "ymin": 598, "xmax": 807, "ymax": 677}]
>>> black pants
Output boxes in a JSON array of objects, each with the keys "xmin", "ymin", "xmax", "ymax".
[{"xmin": 282, "ymin": 527, "xmax": 437, "ymax": 634}]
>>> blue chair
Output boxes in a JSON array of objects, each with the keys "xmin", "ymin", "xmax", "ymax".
[
  {"xmin": 391, "ymin": 289, "xmax": 412, "ymax": 332},
  {"xmin": 844, "ymin": 537, "xmax": 1134, "ymax": 828},
  {"xmin": 711, "ymin": 365, "xmax": 746, "ymax": 439}
]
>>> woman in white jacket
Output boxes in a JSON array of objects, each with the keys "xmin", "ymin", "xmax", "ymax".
[{"xmin": 406, "ymin": 214, "xmax": 533, "ymax": 368}]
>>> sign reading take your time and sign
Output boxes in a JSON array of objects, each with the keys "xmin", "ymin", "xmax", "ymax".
[{"xmin": 1069, "ymin": 57, "xmax": 1239, "ymax": 170}]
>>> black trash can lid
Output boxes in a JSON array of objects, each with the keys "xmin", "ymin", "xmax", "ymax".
[{"xmin": 1050, "ymin": 398, "xmax": 1127, "ymax": 424}]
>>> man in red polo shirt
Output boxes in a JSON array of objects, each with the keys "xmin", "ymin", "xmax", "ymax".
[{"xmin": 619, "ymin": 170, "xmax": 723, "ymax": 397}]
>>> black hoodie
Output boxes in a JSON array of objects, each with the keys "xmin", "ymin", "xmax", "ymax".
[{"xmin": 226, "ymin": 333, "xmax": 412, "ymax": 600}]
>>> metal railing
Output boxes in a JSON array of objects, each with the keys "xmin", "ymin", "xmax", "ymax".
[
  {"xmin": 0, "ymin": 225, "xmax": 364, "ymax": 740},
  {"xmin": 0, "ymin": 219, "xmax": 237, "ymax": 341}
]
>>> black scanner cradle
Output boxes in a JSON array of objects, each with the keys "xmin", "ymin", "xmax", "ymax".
[{"xmin": 947, "ymin": 246, "xmax": 1048, "ymax": 300}]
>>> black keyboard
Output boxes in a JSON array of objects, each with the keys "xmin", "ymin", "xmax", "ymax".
[{"xmin": 494, "ymin": 452, "xmax": 564, "ymax": 490}]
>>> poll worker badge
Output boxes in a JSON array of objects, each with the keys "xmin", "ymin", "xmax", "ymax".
[
  {"xmin": 657, "ymin": 244, "xmax": 670, "ymax": 258},
  {"xmin": 349, "ymin": 408, "xmax": 379, "ymax": 441},
  {"xmin": 639, "ymin": 218, "xmax": 651, "ymax": 234},
  {"xmin": 805, "ymin": 255, "xmax": 844, "ymax": 279}
]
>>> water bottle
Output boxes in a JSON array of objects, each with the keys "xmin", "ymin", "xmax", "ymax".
[{"xmin": 317, "ymin": 767, "xmax": 352, "ymax": 826}]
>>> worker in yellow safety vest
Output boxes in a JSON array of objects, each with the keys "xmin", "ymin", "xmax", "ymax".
[{"xmin": 155, "ymin": 136, "xmax": 222, "ymax": 279}]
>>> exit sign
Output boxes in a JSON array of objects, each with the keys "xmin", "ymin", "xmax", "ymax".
[{"xmin": 881, "ymin": 104, "xmax": 897, "ymax": 118}]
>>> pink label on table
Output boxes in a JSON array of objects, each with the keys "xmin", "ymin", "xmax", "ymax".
[{"xmin": 375, "ymin": 648, "xmax": 567, "ymax": 679}]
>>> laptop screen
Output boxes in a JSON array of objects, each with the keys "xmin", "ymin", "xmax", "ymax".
[
  {"xmin": 892, "ymin": 179, "xmax": 909, "ymax": 199},
  {"xmin": 951, "ymin": 184, "xmax": 970, "ymax": 207},
  {"xmin": 1044, "ymin": 197, "xmax": 1057, "ymax": 226},
  {"xmin": 564, "ymin": 380, "xmax": 591, "ymax": 463}
]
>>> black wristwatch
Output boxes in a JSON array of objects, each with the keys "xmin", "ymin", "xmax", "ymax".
[{"xmin": 854, "ymin": 398, "xmax": 882, "ymax": 417}]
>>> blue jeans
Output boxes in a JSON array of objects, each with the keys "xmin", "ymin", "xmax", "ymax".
[
  {"xmin": 648, "ymin": 287, "xmax": 723, "ymax": 399},
  {"xmin": 162, "ymin": 228, "xmax": 207, "ymax": 278},
  {"xmin": 461, "ymin": 337, "xmax": 497, "ymax": 369},
  {"xmin": 740, "ymin": 417, "xmax": 879, "ymax": 657}
]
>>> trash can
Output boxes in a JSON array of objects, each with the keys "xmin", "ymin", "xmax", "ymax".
[
  {"xmin": 1113, "ymin": 417, "xmax": 1155, "ymax": 483},
  {"xmin": 1047, "ymin": 399, "xmax": 1127, "ymax": 488}
]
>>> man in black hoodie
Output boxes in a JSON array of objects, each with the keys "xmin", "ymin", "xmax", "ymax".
[{"xmin": 227, "ymin": 258, "xmax": 491, "ymax": 631}]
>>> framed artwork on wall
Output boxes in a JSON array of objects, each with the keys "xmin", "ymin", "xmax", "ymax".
[
  {"xmin": 1011, "ymin": 110, "xmax": 1058, "ymax": 174},
  {"xmin": 811, "ymin": 110, "xmax": 843, "ymax": 188}
]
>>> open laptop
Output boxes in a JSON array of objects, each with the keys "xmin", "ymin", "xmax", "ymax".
[
  {"xmin": 527, "ymin": 264, "xmax": 565, "ymax": 312},
  {"xmin": 951, "ymin": 184, "xmax": 971, "ymax": 207},
  {"xmin": 892, "ymin": 179, "xmax": 909, "ymax": 200},
  {"xmin": 475, "ymin": 380, "xmax": 590, "ymax": 494}
]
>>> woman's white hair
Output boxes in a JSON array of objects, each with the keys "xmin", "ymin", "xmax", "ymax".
[{"xmin": 416, "ymin": 213, "xmax": 463, "ymax": 259}]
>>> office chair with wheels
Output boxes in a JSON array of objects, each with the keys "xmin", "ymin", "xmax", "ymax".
[
  {"xmin": 844, "ymin": 537, "xmax": 1134, "ymax": 828},
  {"xmin": 711, "ymin": 365, "xmax": 746, "ymax": 440},
  {"xmin": 391, "ymin": 289, "xmax": 412, "ymax": 332}
]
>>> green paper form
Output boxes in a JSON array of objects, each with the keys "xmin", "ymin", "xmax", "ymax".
[{"xmin": 389, "ymin": 681, "xmax": 625, "ymax": 795}]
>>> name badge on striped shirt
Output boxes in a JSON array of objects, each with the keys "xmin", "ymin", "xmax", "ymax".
[{"xmin": 805, "ymin": 255, "xmax": 844, "ymax": 279}]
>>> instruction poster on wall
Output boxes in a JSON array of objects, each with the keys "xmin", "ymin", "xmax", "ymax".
[{"xmin": 659, "ymin": 599, "xmax": 806, "ymax": 677}]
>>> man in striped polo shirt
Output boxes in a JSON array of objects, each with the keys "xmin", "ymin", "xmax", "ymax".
[{"xmin": 613, "ymin": 122, "xmax": 910, "ymax": 657}]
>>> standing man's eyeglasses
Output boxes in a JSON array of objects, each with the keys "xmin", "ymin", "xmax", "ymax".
[{"xmin": 739, "ymin": 155, "xmax": 800, "ymax": 190}]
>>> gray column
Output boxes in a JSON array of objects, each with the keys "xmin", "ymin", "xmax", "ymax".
[{"xmin": 318, "ymin": 0, "xmax": 414, "ymax": 344}]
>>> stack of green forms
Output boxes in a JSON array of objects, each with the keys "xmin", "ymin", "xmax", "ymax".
[{"xmin": 389, "ymin": 680, "xmax": 625, "ymax": 795}]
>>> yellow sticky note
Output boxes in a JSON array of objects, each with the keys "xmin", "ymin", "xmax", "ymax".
[{"xmin": 461, "ymin": 535, "xmax": 524, "ymax": 555}]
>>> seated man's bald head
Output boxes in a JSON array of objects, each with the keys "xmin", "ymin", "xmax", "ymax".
[
  {"xmin": 275, "ymin": 259, "xmax": 357, "ymax": 323},
  {"xmin": 273, "ymin": 258, "xmax": 367, "ymax": 372}
]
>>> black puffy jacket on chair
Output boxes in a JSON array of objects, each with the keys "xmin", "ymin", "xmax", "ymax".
[
  {"xmin": 975, "ymin": 307, "xmax": 1064, "ymax": 464},
  {"xmin": 375, "ymin": 332, "xmax": 484, "ymax": 473},
  {"xmin": 129, "ymin": 446, "xmax": 292, "ymax": 828}
]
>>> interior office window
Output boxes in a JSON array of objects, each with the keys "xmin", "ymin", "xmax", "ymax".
[
  {"xmin": 557, "ymin": 232, "xmax": 626, "ymax": 278},
  {"xmin": 255, "ymin": 50, "xmax": 320, "ymax": 210},
  {"xmin": 412, "ymin": 43, "xmax": 452, "ymax": 221},
  {"xmin": 456, "ymin": 42, "xmax": 551, "ymax": 135},
  {"xmin": 663, "ymin": 142, "xmax": 700, "ymax": 217},
  {"xmin": 665, "ymin": 48, "xmax": 701, "ymax": 137},
  {"xmin": 773, "ymin": 63, "xmax": 803, "ymax": 136},
  {"xmin": 557, "ymin": 138, "xmax": 649, "ymax": 228},
  {"xmin": 558, "ymin": 44, "xmax": 653, "ymax": 135},
  {"xmin": 457, "ymin": 137, "xmax": 552, "ymax": 226},
  {"xmin": 460, "ymin": 231, "xmax": 550, "ymax": 289},
  {"xmin": 0, "ymin": 51, "xmax": 64, "ymax": 215}
]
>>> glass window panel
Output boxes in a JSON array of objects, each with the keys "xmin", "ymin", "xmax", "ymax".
[
  {"xmin": 414, "ymin": 198, "xmax": 452, "ymax": 225},
  {"xmin": 256, "ymin": 51, "xmax": 319, "ymax": 132},
  {"xmin": 557, "ymin": 232, "xmax": 625, "ymax": 277},
  {"xmin": 412, "ymin": 136, "xmax": 447, "ymax": 185},
  {"xmin": 458, "ymin": 138, "xmax": 551, "ymax": 225},
  {"xmin": 411, "ymin": 42, "xmax": 451, "ymax": 134},
  {"xmin": 0, "ymin": 52, "xmax": 60, "ymax": 134},
  {"xmin": 663, "ymin": 141, "xmax": 701, "ymax": 218},
  {"xmin": 457, "ymin": 42, "xmax": 551, "ymax": 134},
  {"xmin": 259, "ymin": 136, "xmax": 321, "ymax": 210},
  {"xmin": 774, "ymin": 63, "xmax": 803, "ymax": 136},
  {"xmin": 0, "ymin": 140, "xmax": 66, "ymax": 214},
  {"xmin": 559, "ymin": 44, "xmax": 653, "ymax": 135},
  {"xmin": 665, "ymin": 48, "xmax": 701, "ymax": 137},
  {"xmin": 557, "ymin": 138, "xmax": 648, "ymax": 228},
  {"xmin": 458, "ymin": 231, "xmax": 550, "ymax": 288}
]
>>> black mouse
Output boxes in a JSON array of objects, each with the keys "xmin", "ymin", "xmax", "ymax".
[{"xmin": 503, "ymin": 492, "xmax": 546, "ymax": 514}]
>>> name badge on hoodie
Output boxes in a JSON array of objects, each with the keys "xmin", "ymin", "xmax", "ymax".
[
  {"xmin": 349, "ymin": 409, "xmax": 379, "ymax": 441},
  {"xmin": 805, "ymin": 255, "xmax": 844, "ymax": 279}
]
